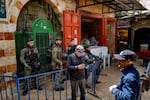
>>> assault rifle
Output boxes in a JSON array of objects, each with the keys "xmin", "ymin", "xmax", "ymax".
[{"xmin": 28, "ymin": 50, "xmax": 41, "ymax": 69}]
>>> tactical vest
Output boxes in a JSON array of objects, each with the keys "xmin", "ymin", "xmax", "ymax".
[{"xmin": 24, "ymin": 48, "xmax": 40, "ymax": 68}]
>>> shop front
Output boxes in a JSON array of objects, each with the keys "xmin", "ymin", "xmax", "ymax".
[{"xmin": 63, "ymin": 10, "xmax": 117, "ymax": 53}]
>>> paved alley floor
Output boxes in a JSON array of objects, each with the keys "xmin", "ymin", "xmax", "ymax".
[
  {"xmin": 85, "ymin": 58, "xmax": 150, "ymax": 100},
  {"xmin": 17, "ymin": 58, "xmax": 150, "ymax": 100}
]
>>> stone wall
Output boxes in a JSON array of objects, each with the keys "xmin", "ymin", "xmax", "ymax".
[
  {"xmin": 0, "ymin": 0, "xmax": 28, "ymax": 76},
  {"xmin": 0, "ymin": 0, "xmax": 67, "ymax": 90},
  {"xmin": 0, "ymin": 32, "xmax": 16, "ymax": 74},
  {"xmin": 131, "ymin": 19, "xmax": 150, "ymax": 48},
  {"xmin": 0, "ymin": 0, "xmax": 68, "ymax": 78}
]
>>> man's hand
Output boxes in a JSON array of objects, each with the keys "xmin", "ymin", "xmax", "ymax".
[
  {"xmin": 146, "ymin": 76, "xmax": 150, "ymax": 80},
  {"xmin": 78, "ymin": 64, "xmax": 86, "ymax": 69},
  {"xmin": 59, "ymin": 62, "xmax": 63, "ymax": 67},
  {"xmin": 109, "ymin": 85, "xmax": 117, "ymax": 92}
]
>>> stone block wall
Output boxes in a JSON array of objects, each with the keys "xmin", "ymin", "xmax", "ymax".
[
  {"xmin": 0, "ymin": 0, "xmax": 76, "ymax": 77},
  {"xmin": 0, "ymin": 32, "xmax": 16, "ymax": 89},
  {"xmin": 0, "ymin": 32, "xmax": 16, "ymax": 74},
  {"xmin": 0, "ymin": 0, "xmax": 69, "ymax": 75},
  {"xmin": 0, "ymin": 1, "xmax": 75, "ymax": 89}
]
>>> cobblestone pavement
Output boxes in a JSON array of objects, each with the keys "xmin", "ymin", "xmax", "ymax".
[{"xmin": 85, "ymin": 58, "xmax": 150, "ymax": 100}]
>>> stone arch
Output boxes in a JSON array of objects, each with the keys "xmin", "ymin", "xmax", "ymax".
[
  {"xmin": 132, "ymin": 22, "xmax": 150, "ymax": 51},
  {"xmin": 9, "ymin": 0, "xmax": 65, "ymax": 31},
  {"xmin": 131, "ymin": 19, "xmax": 150, "ymax": 50}
]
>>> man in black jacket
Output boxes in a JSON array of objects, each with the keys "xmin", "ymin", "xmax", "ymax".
[{"xmin": 67, "ymin": 45, "xmax": 87, "ymax": 100}]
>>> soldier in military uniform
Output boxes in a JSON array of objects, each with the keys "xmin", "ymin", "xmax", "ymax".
[
  {"xmin": 51, "ymin": 37, "xmax": 64, "ymax": 91},
  {"xmin": 20, "ymin": 38, "xmax": 42, "ymax": 95},
  {"xmin": 84, "ymin": 43, "xmax": 102, "ymax": 89}
]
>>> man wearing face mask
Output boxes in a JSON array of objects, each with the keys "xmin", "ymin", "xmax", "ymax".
[
  {"xmin": 20, "ymin": 37, "xmax": 42, "ymax": 96},
  {"xmin": 109, "ymin": 50, "xmax": 141, "ymax": 100}
]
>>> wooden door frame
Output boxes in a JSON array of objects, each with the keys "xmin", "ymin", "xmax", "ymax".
[
  {"xmin": 106, "ymin": 17, "xmax": 117, "ymax": 53},
  {"xmin": 78, "ymin": 10, "xmax": 105, "ymax": 45},
  {"xmin": 78, "ymin": 10, "xmax": 117, "ymax": 52}
]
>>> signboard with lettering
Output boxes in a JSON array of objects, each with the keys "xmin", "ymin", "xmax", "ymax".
[{"xmin": 0, "ymin": 0, "xmax": 6, "ymax": 18}]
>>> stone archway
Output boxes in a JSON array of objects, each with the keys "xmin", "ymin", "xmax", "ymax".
[
  {"xmin": 14, "ymin": 0, "xmax": 65, "ymax": 75},
  {"xmin": 132, "ymin": 19, "xmax": 150, "ymax": 51},
  {"xmin": 8, "ymin": 0, "xmax": 66, "ymax": 31},
  {"xmin": 134, "ymin": 28, "xmax": 150, "ymax": 52}
]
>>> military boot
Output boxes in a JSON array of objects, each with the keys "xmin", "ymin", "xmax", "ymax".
[
  {"xmin": 22, "ymin": 90, "xmax": 28, "ymax": 96},
  {"xmin": 55, "ymin": 86, "xmax": 64, "ymax": 91},
  {"xmin": 35, "ymin": 86, "xmax": 43, "ymax": 90}
]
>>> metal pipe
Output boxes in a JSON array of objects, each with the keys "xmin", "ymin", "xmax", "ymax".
[{"xmin": 115, "ymin": 0, "xmax": 131, "ymax": 9}]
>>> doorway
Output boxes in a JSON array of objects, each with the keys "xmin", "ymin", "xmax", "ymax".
[
  {"xmin": 134, "ymin": 28, "xmax": 150, "ymax": 52},
  {"xmin": 81, "ymin": 17, "xmax": 100, "ymax": 45}
]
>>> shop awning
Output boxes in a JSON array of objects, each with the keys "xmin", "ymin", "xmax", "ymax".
[{"xmin": 76, "ymin": 0, "xmax": 147, "ymax": 13}]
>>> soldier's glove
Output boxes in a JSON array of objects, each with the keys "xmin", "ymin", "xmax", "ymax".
[
  {"xmin": 25, "ymin": 65, "xmax": 32, "ymax": 70},
  {"xmin": 59, "ymin": 62, "xmax": 63, "ymax": 67}
]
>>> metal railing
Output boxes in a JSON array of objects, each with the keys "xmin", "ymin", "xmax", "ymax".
[{"xmin": 0, "ymin": 69, "xmax": 70, "ymax": 100}]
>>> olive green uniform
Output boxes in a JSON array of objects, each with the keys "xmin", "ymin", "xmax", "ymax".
[
  {"xmin": 51, "ymin": 45, "xmax": 64, "ymax": 90},
  {"xmin": 20, "ymin": 47, "xmax": 40, "ymax": 75},
  {"xmin": 51, "ymin": 45, "xmax": 62, "ymax": 70},
  {"xmin": 20, "ymin": 47, "xmax": 41, "ymax": 92}
]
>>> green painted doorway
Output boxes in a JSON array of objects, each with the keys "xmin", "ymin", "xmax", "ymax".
[{"xmin": 15, "ymin": 18, "xmax": 55, "ymax": 76}]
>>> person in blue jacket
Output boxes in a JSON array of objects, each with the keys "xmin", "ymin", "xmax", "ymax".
[{"xmin": 109, "ymin": 50, "xmax": 141, "ymax": 100}]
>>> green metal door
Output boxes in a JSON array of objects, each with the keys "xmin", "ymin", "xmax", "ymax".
[
  {"xmin": 15, "ymin": 18, "xmax": 56, "ymax": 76},
  {"xmin": 15, "ymin": 0, "xmax": 62, "ymax": 76},
  {"xmin": 32, "ymin": 18, "xmax": 54, "ymax": 65},
  {"xmin": 15, "ymin": 32, "xmax": 33, "ymax": 77}
]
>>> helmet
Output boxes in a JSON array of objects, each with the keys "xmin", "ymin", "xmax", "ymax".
[
  {"xmin": 26, "ymin": 37, "xmax": 33, "ymax": 42},
  {"xmin": 84, "ymin": 43, "xmax": 91, "ymax": 48}
]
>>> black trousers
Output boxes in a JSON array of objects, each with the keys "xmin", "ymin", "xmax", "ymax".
[
  {"xmin": 70, "ymin": 79, "xmax": 86, "ymax": 100},
  {"xmin": 24, "ymin": 68, "xmax": 40, "ymax": 91}
]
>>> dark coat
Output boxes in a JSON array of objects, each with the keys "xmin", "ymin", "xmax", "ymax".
[{"xmin": 67, "ymin": 53, "xmax": 86, "ymax": 81}]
